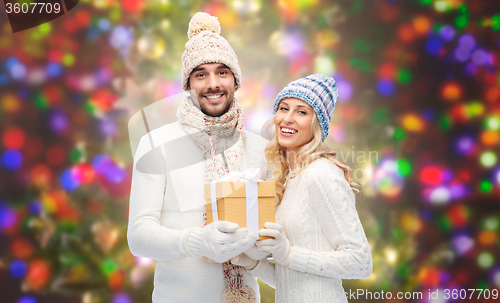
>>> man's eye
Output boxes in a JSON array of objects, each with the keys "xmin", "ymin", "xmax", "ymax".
[
  {"xmin": 196, "ymin": 73, "xmax": 205, "ymax": 77},
  {"xmin": 219, "ymin": 71, "xmax": 228, "ymax": 75}
]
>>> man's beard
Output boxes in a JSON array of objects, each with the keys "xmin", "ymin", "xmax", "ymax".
[{"xmin": 198, "ymin": 90, "xmax": 234, "ymax": 117}]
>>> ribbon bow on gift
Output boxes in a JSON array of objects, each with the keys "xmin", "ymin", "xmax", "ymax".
[{"xmin": 210, "ymin": 168, "xmax": 263, "ymax": 235}]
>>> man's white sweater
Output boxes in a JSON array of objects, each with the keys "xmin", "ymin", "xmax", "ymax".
[{"xmin": 127, "ymin": 121, "xmax": 272, "ymax": 303}]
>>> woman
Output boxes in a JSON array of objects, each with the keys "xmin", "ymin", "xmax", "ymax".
[{"xmin": 231, "ymin": 74, "xmax": 373, "ymax": 303}]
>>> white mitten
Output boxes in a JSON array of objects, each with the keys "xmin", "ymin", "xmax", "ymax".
[
  {"xmin": 244, "ymin": 244, "xmax": 271, "ymax": 260},
  {"xmin": 186, "ymin": 221, "xmax": 257, "ymax": 263},
  {"xmin": 230, "ymin": 253, "xmax": 258, "ymax": 270},
  {"xmin": 256, "ymin": 222, "xmax": 293, "ymax": 266}
]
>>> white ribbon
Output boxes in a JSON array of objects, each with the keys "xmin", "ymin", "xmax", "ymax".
[{"xmin": 209, "ymin": 168, "xmax": 263, "ymax": 235}]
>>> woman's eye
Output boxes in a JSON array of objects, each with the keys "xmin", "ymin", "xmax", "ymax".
[
  {"xmin": 299, "ymin": 111, "xmax": 306, "ymax": 114},
  {"xmin": 279, "ymin": 107, "xmax": 288, "ymax": 111}
]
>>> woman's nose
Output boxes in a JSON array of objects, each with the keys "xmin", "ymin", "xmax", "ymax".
[{"xmin": 283, "ymin": 111, "xmax": 295, "ymax": 124}]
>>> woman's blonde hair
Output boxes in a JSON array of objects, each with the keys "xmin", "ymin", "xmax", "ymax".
[{"xmin": 262, "ymin": 112, "xmax": 362, "ymax": 206}]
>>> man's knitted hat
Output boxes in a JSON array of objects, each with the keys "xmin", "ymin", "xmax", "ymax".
[
  {"xmin": 272, "ymin": 74, "xmax": 339, "ymax": 141},
  {"xmin": 181, "ymin": 12, "xmax": 242, "ymax": 91}
]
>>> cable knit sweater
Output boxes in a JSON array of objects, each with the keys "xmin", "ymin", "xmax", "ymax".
[
  {"xmin": 247, "ymin": 158, "xmax": 372, "ymax": 303},
  {"xmin": 127, "ymin": 121, "xmax": 272, "ymax": 303}
]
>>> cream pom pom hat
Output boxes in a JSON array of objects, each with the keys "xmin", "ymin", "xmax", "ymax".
[{"xmin": 181, "ymin": 12, "xmax": 242, "ymax": 91}]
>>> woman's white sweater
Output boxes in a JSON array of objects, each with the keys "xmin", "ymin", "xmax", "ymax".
[{"xmin": 248, "ymin": 158, "xmax": 372, "ymax": 303}]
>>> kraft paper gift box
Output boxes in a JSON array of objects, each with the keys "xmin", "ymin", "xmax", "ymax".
[{"xmin": 204, "ymin": 171, "xmax": 276, "ymax": 240}]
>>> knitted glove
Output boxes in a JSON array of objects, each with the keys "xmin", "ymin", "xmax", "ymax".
[
  {"xmin": 244, "ymin": 244, "xmax": 271, "ymax": 260},
  {"xmin": 186, "ymin": 221, "xmax": 257, "ymax": 263},
  {"xmin": 230, "ymin": 253, "xmax": 258, "ymax": 270},
  {"xmin": 256, "ymin": 222, "xmax": 293, "ymax": 266}
]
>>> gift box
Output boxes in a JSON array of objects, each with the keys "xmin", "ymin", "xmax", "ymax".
[{"xmin": 204, "ymin": 177, "xmax": 276, "ymax": 240}]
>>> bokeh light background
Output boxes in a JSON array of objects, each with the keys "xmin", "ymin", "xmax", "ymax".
[{"xmin": 1, "ymin": 0, "xmax": 500, "ymax": 302}]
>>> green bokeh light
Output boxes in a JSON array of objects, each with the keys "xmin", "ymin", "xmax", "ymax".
[
  {"xmin": 101, "ymin": 260, "xmax": 118, "ymax": 277},
  {"xmin": 477, "ymin": 252, "xmax": 494, "ymax": 268},
  {"xmin": 394, "ymin": 128, "xmax": 406, "ymax": 141},
  {"xmin": 69, "ymin": 147, "xmax": 87, "ymax": 163},
  {"xmin": 397, "ymin": 69, "xmax": 412, "ymax": 83},
  {"xmin": 439, "ymin": 115, "xmax": 453, "ymax": 131},
  {"xmin": 485, "ymin": 116, "xmax": 500, "ymax": 130},
  {"xmin": 480, "ymin": 152, "xmax": 497, "ymax": 168},
  {"xmin": 481, "ymin": 217, "xmax": 500, "ymax": 231},
  {"xmin": 34, "ymin": 93, "xmax": 48, "ymax": 109},
  {"xmin": 438, "ymin": 216, "xmax": 452, "ymax": 231},
  {"xmin": 455, "ymin": 15, "xmax": 469, "ymax": 29},
  {"xmin": 480, "ymin": 180, "xmax": 492, "ymax": 193},
  {"xmin": 492, "ymin": 15, "xmax": 500, "ymax": 31},
  {"xmin": 397, "ymin": 159, "xmax": 412, "ymax": 177}
]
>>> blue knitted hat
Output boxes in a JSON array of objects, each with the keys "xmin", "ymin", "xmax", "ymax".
[{"xmin": 272, "ymin": 74, "xmax": 339, "ymax": 141}]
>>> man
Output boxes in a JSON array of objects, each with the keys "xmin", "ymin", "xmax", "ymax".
[{"xmin": 127, "ymin": 12, "xmax": 271, "ymax": 303}]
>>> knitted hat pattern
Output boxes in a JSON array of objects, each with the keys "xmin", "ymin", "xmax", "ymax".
[
  {"xmin": 181, "ymin": 12, "xmax": 242, "ymax": 91},
  {"xmin": 272, "ymin": 74, "xmax": 339, "ymax": 141}
]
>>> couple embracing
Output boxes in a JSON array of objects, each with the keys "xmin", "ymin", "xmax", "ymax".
[{"xmin": 127, "ymin": 12, "xmax": 372, "ymax": 303}]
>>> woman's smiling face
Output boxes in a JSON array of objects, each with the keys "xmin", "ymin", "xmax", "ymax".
[{"xmin": 274, "ymin": 98, "xmax": 315, "ymax": 154}]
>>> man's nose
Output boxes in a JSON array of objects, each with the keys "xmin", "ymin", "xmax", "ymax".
[{"xmin": 206, "ymin": 73, "xmax": 220, "ymax": 90}]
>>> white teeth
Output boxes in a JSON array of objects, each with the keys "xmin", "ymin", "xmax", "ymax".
[
  {"xmin": 281, "ymin": 127, "xmax": 297, "ymax": 134},
  {"xmin": 205, "ymin": 94, "xmax": 222, "ymax": 100}
]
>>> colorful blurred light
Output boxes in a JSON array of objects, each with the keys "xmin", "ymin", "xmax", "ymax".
[
  {"xmin": 429, "ymin": 186, "xmax": 450, "ymax": 204},
  {"xmin": 485, "ymin": 116, "xmax": 500, "ymax": 130},
  {"xmin": 439, "ymin": 25, "xmax": 455, "ymax": 41},
  {"xmin": 449, "ymin": 183, "xmax": 467, "ymax": 199},
  {"xmin": 480, "ymin": 130, "xmax": 499, "ymax": 145},
  {"xmin": 377, "ymin": 79, "xmax": 396, "ymax": 96},
  {"xmin": 109, "ymin": 25, "xmax": 134, "ymax": 49},
  {"xmin": 49, "ymin": 110, "xmax": 69, "ymax": 133},
  {"xmin": 448, "ymin": 204, "xmax": 470, "ymax": 227},
  {"xmin": 9, "ymin": 259, "xmax": 28, "ymax": 278},
  {"xmin": 441, "ymin": 82, "xmax": 462, "ymax": 101},
  {"xmin": 3, "ymin": 127, "xmax": 25, "ymax": 149},
  {"xmin": 336, "ymin": 80, "xmax": 352, "ymax": 101},
  {"xmin": 397, "ymin": 159, "xmax": 412, "ymax": 177},
  {"xmin": 480, "ymin": 151, "xmax": 497, "ymax": 167},
  {"xmin": 60, "ymin": 169, "xmax": 80, "ymax": 191},
  {"xmin": 465, "ymin": 62, "xmax": 477, "ymax": 76},
  {"xmin": 420, "ymin": 166, "xmax": 443, "ymax": 185},
  {"xmin": 413, "ymin": 16, "xmax": 431, "ymax": 35},
  {"xmin": 426, "ymin": 37, "xmax": 443, "ymax": 55},
  {"xmin": 478, "ymin": 230, "xmax": 497, "ymax": 246},
  {"xmin": 453, "ymin": 234, "xmax": 474, "ymax": 255},
  {"xmin": 402, "ymin": 114, "xmax": 424, "ymax": 132},
  {"xmin": 372, "ymin": 159, "xmax": 404, "ymax": 198},
  {"xmin": 472, "ymin": 49, "xmax": 491, "ymax": 65},
  {"xmin": 112, "ymin": 293, "xmax": 132, "ymax": 303},
  {"xmin": 17, "ymin": 296, "xmax": 37, "ymax": 303},
  {"xmin": 482, "ymin": 217, "xmax": 500, "ymax": 231},
  {"xmin": 3, "ymin": 149, "xmax": 23, "ymax": 170},
  {"xmin": 456, "ymin": 136, "xmax": 474, "ymax": 154},
  {"xmin": 401, "ymin": 214, "xmax": 422, "ymax": 233},
  {"xmin": 46, "ymin": 62, "xmax": 62, "ymax": 77},
  {"xmin": 480, "ymin": 180, "xmax": 492, "ymax": 193},
  {"xmin": 478, "ymin": 252, "xmax": 494, "ymax": 268}
]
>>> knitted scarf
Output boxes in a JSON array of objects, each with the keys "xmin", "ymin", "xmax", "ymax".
[{"xmin": 177, "ymin": 96, "xmax": 256, "ymax": 303}]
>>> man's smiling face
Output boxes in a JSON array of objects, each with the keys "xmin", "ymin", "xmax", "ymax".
[{"xmin": 187, "ymin": 63, "xmax": 236, "ymax": 117}]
